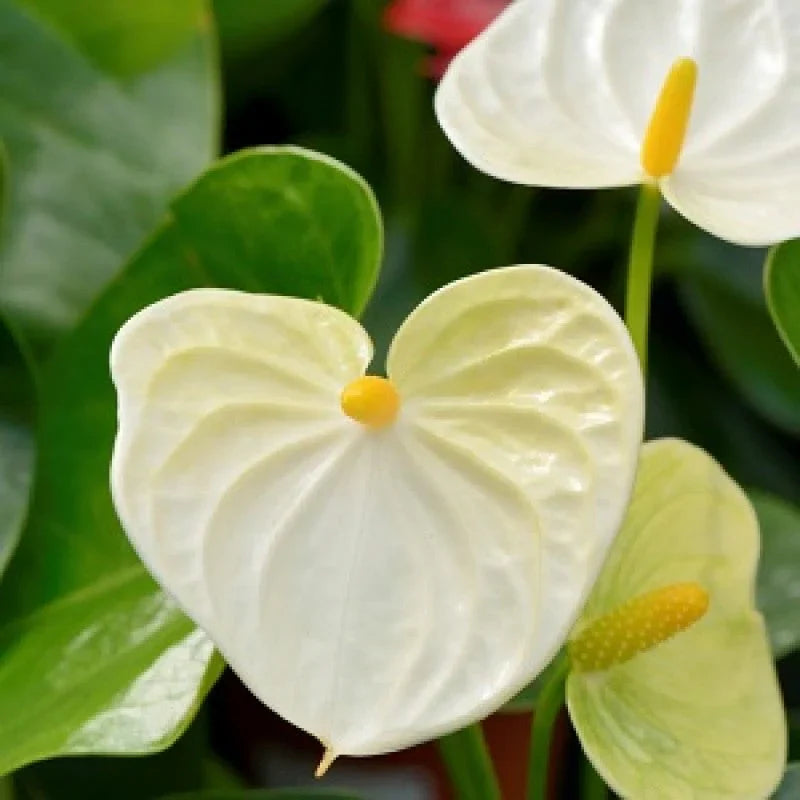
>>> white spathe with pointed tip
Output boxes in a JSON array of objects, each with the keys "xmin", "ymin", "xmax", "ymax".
[
  {"xmin": 110, "ymin": 266, "xmax": 643, "ymax": 758},
  {"xmin": 435, "ymin": 0, "xmax": 800, "ymax": 246}
]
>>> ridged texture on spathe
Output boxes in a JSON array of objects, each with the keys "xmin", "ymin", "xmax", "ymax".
[
  {"xmin": 435, "ymin": 0, "xmax": 800, "ymax": 246},
  {"xmin": 567, "ymin": 439, "xmax": 786, "ymax": 800},
  {"xmin": 111, "ymin": 266, "xmax": 643, "ymax": 757}
]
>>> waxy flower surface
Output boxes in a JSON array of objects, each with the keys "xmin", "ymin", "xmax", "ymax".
[
  {"xmin": 568, "ymin": 439, "xmax": 786, "ymax": 799},
  {"xmin": 436, "ymin": 0, "xmax": 800, "ymax": 246},
  {"xmin": 110, "ymin": 266, "xmax": 643, "ymax": 762}
]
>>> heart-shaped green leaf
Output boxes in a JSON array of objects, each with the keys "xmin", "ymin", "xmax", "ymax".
[
  {"xmin": 0, "ymin": 0, "xmax": 217, "ymax": 350},
  {"xmin": 752, "ymin": 491, "xmax": 800, "ymax": 659},
  {"xmin": 766, "ymin": 241, "xmax": 800, "ymax": 367},
  {"xmin": 0, "ymin": 147, "xmax": 383, "ymax": 775}
]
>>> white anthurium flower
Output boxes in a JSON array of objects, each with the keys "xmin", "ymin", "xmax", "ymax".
[
  {"xmin": 435, "ymin": 0, "xmax": 800, "ymax": 247},
  {"xmin": 110, "ymin": 266, "xmax": 643, "ymax": 770}
]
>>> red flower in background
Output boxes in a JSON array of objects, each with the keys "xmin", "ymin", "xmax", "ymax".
[{"xmin": 384, "ymin": 0, "xmax": 509, "ymax": 78}]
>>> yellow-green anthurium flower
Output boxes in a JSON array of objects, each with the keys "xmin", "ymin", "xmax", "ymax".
[
  {"xmin": 110, "ymin": 266, "xmax": 643, "ymax": 768},
  {"xmin": 567, "ymin": 438, "xmax": 787, "ymax": 800},
  {"xmin": 435, "ymin": 0, "xmax": 800, "ymax": 246}
]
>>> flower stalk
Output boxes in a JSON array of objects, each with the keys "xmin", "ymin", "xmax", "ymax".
[
  {"xmin": 624, "ymin": 181, "xmax": 662, "ymax": 373},
  {"xmin": 526, "ymin": 652, "xmax": 570, "ymax": 800},
  {"xmin": 437, "ymin": 723, "xmax": 501, "ymax": 800}
]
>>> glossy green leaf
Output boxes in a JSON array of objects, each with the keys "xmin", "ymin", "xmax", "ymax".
[
  {"xmin": 0, "ymin": 0, "xmax": 217, "ymax": 349},
  {"xmin": 678, "ymin": 241, "xmax": 800, "ymax": 434},
  {"xmin": 752, "ymin": 491, "xmax": 800, "ymax": 659},
  {"xmin": 0, "ymin": 147, "xmax": 382, "ymax": 775},
  {"xmin": 766, "ymin": 241, "xmax": 800, "ymax": 367},
  {"xmin": 773, "ymin": 764, "xmax": 800, "ymax": 799}
]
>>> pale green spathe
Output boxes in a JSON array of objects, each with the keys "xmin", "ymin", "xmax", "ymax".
[{"xmin": 567, "ymin": 439, "xmax": 786, "ymax": 800}]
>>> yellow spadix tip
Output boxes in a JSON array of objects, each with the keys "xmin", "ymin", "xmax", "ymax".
[
  {"xmin": 340, "ymin": 375, "xmax": 400, "ymax": 429},
  {"xmin": 315, "ymin": 748, "xmax": 337, "ymax": 778},
  {"xmin": 641, "ymin": 57, "xmax": 698, "ymax": 179},
  {"xmin": 570, "ymin": 582, "xmax": 710, "ymax": 672}
]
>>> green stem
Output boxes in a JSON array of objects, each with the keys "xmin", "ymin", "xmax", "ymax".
[
  {"xmin": 526, "ymin": 653, "xmax": 570, "ymax": 800},
  {"xmin": 437, "ymin": 722, "xmax": 501, "ymax": 800},
  {"xmin": 624, "ymin": 181, "xmax": 662, "ymax": 374},
  {"xmin": 580, "ymin": 755, "xmax": 608, "ymax": 800}
]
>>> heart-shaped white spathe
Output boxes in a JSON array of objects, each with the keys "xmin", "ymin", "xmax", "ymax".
[{"xmin": 110, "ymin": 265, "xmax": 643, "ymax": 758}]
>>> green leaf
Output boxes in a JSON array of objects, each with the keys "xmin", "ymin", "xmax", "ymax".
[
  {"xmin": 0, "ymin": 0, "xmax": 218, "ymax": 349},
  {"xmin": 0, "ymin": 318, "xmax": 35, "ymax": 577},
  {"xmin": 773, "ymin": 763, "xmax": 800, "ymax": 799},
  {"xmin": 766, "ymin": 241, "xmax": 800, "ymax": 367},
  {"xmin": 14, "ymin": 714, "xmax": 223, "ymax": 800},
  {"xmin": 0, "ymin": 143, "xmax": 35, "ymax": 579},
  {"xmin": 214, "ymin": 0, "xmax": 328, "ymax": 59},
  {"xmin": 19, "ymin": 0, "xmax": 205, "ymax": 78},
  {"xmin": 752, "ymin": 491, "xmax": 800, "ymax": 659},
  {"xmin": 0, "ymin": 147, "xmax": 382, "ymax": 775},
  {"xmin": 678, "ymin": 241, "xmax": 800, "ymax": 434}
]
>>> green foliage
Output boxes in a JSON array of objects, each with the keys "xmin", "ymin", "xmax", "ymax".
[
  {"xmin": 678, "ymin": 241, "xmax": 800, "ymax": 435},
  {"xmin": 0, "ymin": 147, "xmax": 382, "ymax": 776},
  {"xmin": 0, "ymin": 318, "xmax": 34, "ymax": 577},
  {"xmin": 214, "ymin": 0, "xmax": 327, "ymax": 59},
  {"xmin": 20, "ymin": 0, "xmax": 204, "ymax": 77},
  {"xmin": 0, "ymin": 0, "xmax": 217, "ymax": 350},
  {"xmin": 766, "ymin": 240, "xmax": 800, "ymax": 366},
  {"xmin": 753, "ymin": 491, "xmax": 800, "ymax": 659},
  {"xmin": 14, "ymin": 715, "xmax": 228, "ymax": 800},
  {"xmin": 773, "ymin": 763, "xmax": 800, "ymax": 799},
  {"xmin": 0, "ymin": 147, "xmax": 35, "ymax": 579}
]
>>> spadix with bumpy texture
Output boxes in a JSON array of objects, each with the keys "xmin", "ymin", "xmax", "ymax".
[
  {"xmin": 436, "ymin": 0, "xmax": 800, "ymax": 246},
  {"xmin": 111, "ymin": 266, "xmax": 643, "ymax": 760},
  {"xmin": 569, "ymin": 582, "xmax": 709, "ymax": 672},
  {"xmin": 567, "ymin": 439, "xmax": 786, "ymax": 800}
]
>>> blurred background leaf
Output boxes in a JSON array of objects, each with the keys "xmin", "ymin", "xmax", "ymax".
[
  {"xmin": 766, "ymin": 240, "xmax": 800, "ymax": 366},
  {"xmin": 674, "ymin": 239, "xmax": 800, "ymax": 435},
  {"xmin": 214, "ymin": 0, "xmax": 328, "ymax": 60},
  {"xmin": 752, "ymin": 491, "xmax": 800, "ymax": 659},
  {"xmin": 0, "ymin": 0, "xmax": 218, "ymax": 352},
  {"xmin": 0, "ymin": 147, "xmax": 382, "ymax": 776},
  {"xmin": 0, "ymin": 144, "xmax": 35, "ymax": 579},
  {"xmin": 0, "ymin": 317, "xmax": 34, "ymax": 577},
  {"xmin": 773, "ymin": 763, "xmax": 799, "ymax": 799},
  {"xmin": 12, "ymin": 714, "xmax": 241, "ymax": 800}
]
